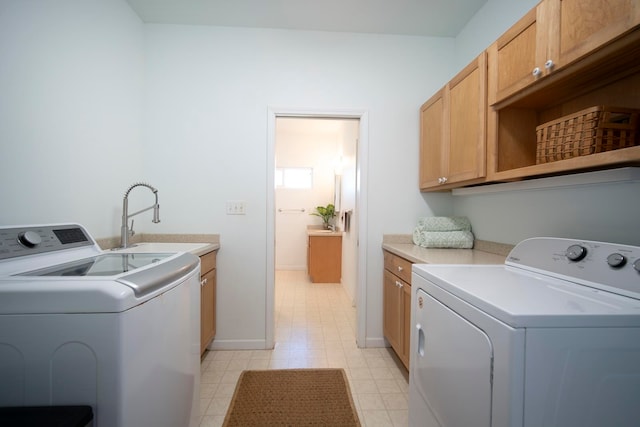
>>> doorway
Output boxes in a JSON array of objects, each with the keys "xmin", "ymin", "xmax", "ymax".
[{"xmin": 266, "ymin": 108, "xmax": 369, "ymax": 350}]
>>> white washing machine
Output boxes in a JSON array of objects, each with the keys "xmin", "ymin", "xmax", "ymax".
[
  {"xmin": 0, "ymin": 224, "xmax": 201, "ymax": 427},
  {"xmin": 409, "ymin": 237, "xmax": 640, "ymax": 427}
]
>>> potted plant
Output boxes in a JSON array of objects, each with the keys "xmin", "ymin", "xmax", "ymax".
[{"xmin": 311, "ymin": 203, "xmax": 336, "ymax": 229}]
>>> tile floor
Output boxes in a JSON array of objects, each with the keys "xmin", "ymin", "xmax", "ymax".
[{"xmin": 198, "ymin": 270, "xmax": 409, "ymax": 427}]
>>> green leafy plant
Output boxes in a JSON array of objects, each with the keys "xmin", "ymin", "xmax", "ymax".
[{"xmin": 311, "ymin": 203, "xmax": 336, "ymax": 229}]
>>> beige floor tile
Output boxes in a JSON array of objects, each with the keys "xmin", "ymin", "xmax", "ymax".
[
  {"xmin": 213, "ymin": 382, "xmax": 237, "ymax": 397},
  {"xmin": 350, "ymin": 367, "xmax": 373, "ymax": 380},
  {"xmin": 375, "ymin": 379, "xmax": 403, "ymax": 394},
  {"xmin": 247, "ymin": 359, "xmax": 270, "ymax": 369},
  {"xmin": 357, "ymin": 393, "xmax": 385, "ymax": 410},
  {"xmin": 205, "ymin": 360, "xmax": 230, "ymax": 372},
  {"xmin": 381, "ymin": 393, "xmax": 408, "ymax": 410},
  {"xmin": 351, "ymin": 379, "xmax": 380, "ymax": 394},
  {"xmin": 387, "ymin": 409, "xmax": 409, "ymax": 427},
  {"xmin": 268, "ymin": 358, "xmax": 289, "ymax": 369},
  {"xmin": 198, "ymin": 415, "xmax": 225, "ymax": 427},
  {"xmin": 361, "ymin": 409, "xmax": 393, "ymax": 426},
  {"xmin": 199, "ymin": 383, "xmax": 218, "ymax": 399},
  {"xmin": 204, "ymin": 396, "xmax": 232, "ymax": 416},
  {"xmin": 226, "ymin": 358, "xmax": 250, "ymax": 371},
  {"xmin": 219, "ymin": 370, "xmax": 242, "ymax": 384},
  {"xmin": 200, "ymin": 370, "xmax": 224, "ymax": 384},
  {"xmin": 371, "ymin": 367, "xmax": 395, "ymax": 380}
]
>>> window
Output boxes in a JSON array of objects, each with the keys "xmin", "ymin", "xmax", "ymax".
[{"xmin": 275, "ymin": 167, "xmax": 313, "ymax": 189}]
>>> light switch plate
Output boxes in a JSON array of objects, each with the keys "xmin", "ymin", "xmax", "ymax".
[{"xmin": 226, "ymin": 201, "xmax": 246, "ymax": 215}]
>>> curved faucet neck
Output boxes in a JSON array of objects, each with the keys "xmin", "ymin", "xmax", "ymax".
[{"xmin": 120, "ymin": 183, "xmax": 160, "ymax": 249}]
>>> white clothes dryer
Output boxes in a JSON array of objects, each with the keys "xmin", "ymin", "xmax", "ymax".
[
  {"xmin": 0, "ymin": 224, "xmax": 201, "ymax": 427},
  {"xmin": 409, "ymin": 237, "xmax": 640, "ymax": 427}
]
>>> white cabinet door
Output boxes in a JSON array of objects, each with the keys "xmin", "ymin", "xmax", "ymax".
[{"xmin": 412, "ymin": 288, "xmax": 493, "ymax": 427}]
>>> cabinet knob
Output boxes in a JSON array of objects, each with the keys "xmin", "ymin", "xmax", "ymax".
[
  {"xmin": 544, "ymin": 59, "xmax": 554, "ymax": 70},
  {"xmin": 532, "ymin": 67, "xmax": 542, "ymax": 77},
  {"xmin": 397, "ymin": 266, "xmax": 403, "ymax": 272},
  {"xmin": 441, "ymin": 177, "xmax": 447, "ymax": 184},
  {"xmin": 200, "ymin": 278, "xmax": 208, "ymax": 287},
  {"xmin": 395, "ymin": 281, "xmax": 404, "ymax": 289}
]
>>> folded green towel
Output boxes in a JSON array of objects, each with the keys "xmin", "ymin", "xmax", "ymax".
[
  {"xmin": 412, "ymin": 230, "xmax": 474, "ymax": 249},
  {"xmin": 416, "ymin": 216, "xmax": 471, "ymax": 232}
]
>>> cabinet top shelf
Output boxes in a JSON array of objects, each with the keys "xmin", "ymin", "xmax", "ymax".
[{"xmin": 491, "ymin": 146, "xmax": 640, "ymax": 181}]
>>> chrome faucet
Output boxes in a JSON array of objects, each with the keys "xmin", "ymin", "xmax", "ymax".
[{"xmin": 120, "ymin": 182, "xmax": 160, "ymax": 249}]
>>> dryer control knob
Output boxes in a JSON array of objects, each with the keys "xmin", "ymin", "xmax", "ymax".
[
  {"xmin": 18, "ymin": 231, "xmax": 42, "ymax": 248},
  {"xmin": 607, "ymin": 253, "xmax": 626, "ymax": 268},
  {"xmin": 566, "ymin": 244, "xmax": 587, "ymax": 261},
  {"xmin": 633, "ymin": 258, "xmax": 640, "ymax": 273}
]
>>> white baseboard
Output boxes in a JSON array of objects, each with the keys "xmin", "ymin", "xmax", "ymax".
[
  {"xmin": 275, "ymin": 265, "xmax": 306, "ymax": 271},
  {"xmin": 207, "ymin": 339, "xmax": 270, "ymax": 351},
  {"xmin": 364, "ymin": 337, "xmax": 388, "ymax": 348},
  {"xmin": 208, "ymin": 337, "xmax": 385, "ymax": 351}
]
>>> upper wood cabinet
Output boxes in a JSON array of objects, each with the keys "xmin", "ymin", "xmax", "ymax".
[
  {"xmin": 487, "ymin": 0, "xmax": 640, "ymax": 181},
  {"xmin": 549, "ymin": 0, "xmax": 640, "ymax": 70},
  {"xmin": 420, "ymin": 53, "xmax": 487, "ymax": 191},
  {"xmin": 419, "ymin": 0, "xmax": 640, "ymax": 190},
  {"xmin": 419, "ymin": 88, "xmax": 445, "ymax": 189},
  {"xmin": 490, "ymin": 0, "xmax": 640, "ymax": 104},
  {"xmin": 488, "ymin": 7, "xmax": 545, "ymax": 104}
]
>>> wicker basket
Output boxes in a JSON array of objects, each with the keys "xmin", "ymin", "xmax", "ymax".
[{"xmin": 536, "ymin": 106, "xmax": 639, "ymax": 164}]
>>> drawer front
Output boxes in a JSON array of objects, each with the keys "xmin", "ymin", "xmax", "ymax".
[
  {"xmin": 383, "ymin": 251, "xmax": 412, "ymax": 284},
  {"xmin": 200, "ymin": 250, "xmax": 217, "ymax": 275}
]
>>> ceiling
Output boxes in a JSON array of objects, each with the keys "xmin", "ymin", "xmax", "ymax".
[{"xmin": 125, "ymin": 0, "xmax": 488, "ymax": 37}]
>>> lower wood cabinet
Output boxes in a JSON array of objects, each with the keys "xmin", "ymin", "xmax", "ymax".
[
  {"xmin": 383, "ymin": 250, "xmax": 413, "ymax": 370},
  {"xmin": 308, "ymin": 235, "xmax": 342, "ymax": 283},
  {"xmin": 200, "ymin": 250, "xmax": 217, "ymax": 355}
]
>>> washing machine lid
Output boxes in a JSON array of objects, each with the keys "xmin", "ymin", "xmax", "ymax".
[
  {"xmin": 17, "ymin": 253, "xmax": 173, "ymax": 277},
  {"xmin": 0, "ymin": 252, "xmax": 199, "ymax": 314},
  {"xmin": 412, "ymin": 264, "xmax": 640, "ymax": 328}
]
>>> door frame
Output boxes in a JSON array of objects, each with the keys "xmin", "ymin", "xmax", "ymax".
[{"xmin": 266, "ymin": 107, "xmax": 369, "ymax": 349}]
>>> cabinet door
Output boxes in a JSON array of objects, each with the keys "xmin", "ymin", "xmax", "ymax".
[
  {"xmin": 419, "ymin": 88, "xmax": 446, "ymax": 190},
  {"xmin": 383, "ymin": 270, "xmax": 402, "ymax": 354},
  {"xmin": 401, "ymin": 282, "xmax": 412, "ymax": 369},
  {"xmin": 490, "ymin": 6, "xmax": 548, "ymax": 104},
  {"xmin": 308, "ymin": 236, "xmax": 342, "ymax": 283},
  {"xmin": 548, "ymin": 0, "xmax": 640, "ymax": 68},
  {"xmin": 421, "ymin": 54, "xmax": 487, "ymax": 191},
  {"xmin": 200, "ymin": 268, "xmax": 216, "ymax": 354},
  {"xmin": 446, "ymin": 53, "xmax": 487, "ymax": 184}
]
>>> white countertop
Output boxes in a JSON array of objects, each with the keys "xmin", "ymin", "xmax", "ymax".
[
  {"xmin": 111, "ymin": 242, "xmax": 219, "ymax": 257},
  {"xmin": 382, "ymin": 242, "xmax": 506, "ymax": 265},
  {"xmin": 306, "ymin": 225, "xmax": 343, "ymax": 237}
]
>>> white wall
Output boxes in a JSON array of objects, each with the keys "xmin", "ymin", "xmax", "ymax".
[
  {"xmin": 453, "ymin": 0, "xmax": 640, "ymax": 246},
  {"xmin": 454, "ymin": 0, "xmax": 540, "ymax": 70},
  {"xmin": 0, "ymin": 0, "xmax": 145, "ymax": 237},
  {"xmin": 142, "ymin": 25, "xmax": 454, "ymax": 348}
]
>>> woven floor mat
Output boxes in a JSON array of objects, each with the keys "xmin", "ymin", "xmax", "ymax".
[{"xmin": 222, "ymin": 368, "xmax": 361, "ymax": 426}]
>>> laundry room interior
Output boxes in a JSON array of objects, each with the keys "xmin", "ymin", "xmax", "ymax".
[{"xmin": 1, "ymin": 0, "xmax": 640, "ymax": 426}]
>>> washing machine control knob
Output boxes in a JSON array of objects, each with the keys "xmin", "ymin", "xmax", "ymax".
[
  {"xmin": 606, "ymin": 253, "xmax": 626, "ymax": 268},
  {"xmin": 566, "ymin": 244, "xmax": 587, "ymax": 262},
  {"xmin": 634, "ymin": 258, "xmax": 640, "ymax": 273},
  {"xmin": 18, "ymin": 231, "xmax": 42, "ymax": 248}
]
